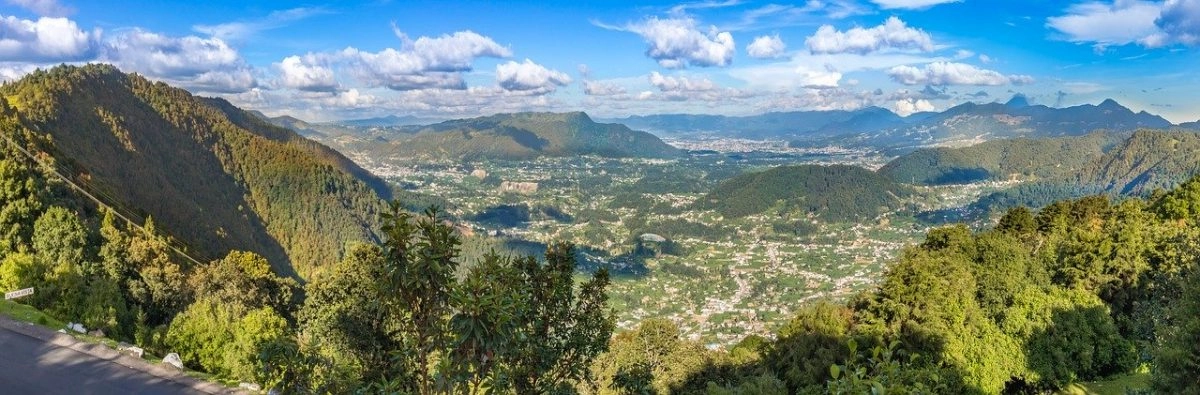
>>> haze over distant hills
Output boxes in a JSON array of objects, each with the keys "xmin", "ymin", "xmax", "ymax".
[
  {"xmin": 287, "ymin": 111, "xmax": 682, "ymax": 161},
  {"xmin": 593, "ymin": 95, "xmax": 1179, "ymax": 151}
]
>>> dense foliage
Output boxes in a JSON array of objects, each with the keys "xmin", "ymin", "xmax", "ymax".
[
  {"xmin": 880, "ymin": 131, "xmax": 1117, "ymax": 185},
  {"xmin": 699, "ymin": 164, "xmax": 909, "ymax": 221},
  {"xmin": 0, "ymin": 64, "xmax": 387, "ymax": 279}
]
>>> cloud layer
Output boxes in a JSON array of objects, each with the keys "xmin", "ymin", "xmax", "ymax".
[{"xmin": 887, "ymin": 62, "xmax": 1034, "ymax": 86}]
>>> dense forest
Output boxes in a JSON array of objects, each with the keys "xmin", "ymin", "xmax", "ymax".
[
  {"xmin": 699, "ymin": 164, "xmax": 910, "ymax": 221},
  {"xmin": 880, "ymin": 131, "xmax": 1120, "ymax": 185},
  {"xmin": 0, "ymin": 65, "xmax": 388, "ymax": 279},
  {"xmin": 975, "ymin": 129, "xmax": 1200, "ymax": 213}
]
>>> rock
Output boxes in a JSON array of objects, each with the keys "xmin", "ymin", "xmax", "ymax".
[
  {"xmin": 163, "ymin": 353, "xmax": 184, "ymax": 370},
  {"xmin": 239, "ymin": 382, "xmax": 261, "ymax": 391},
  {"xmin": 66, "ymin": 322, "xmax": 86, "ymax": 333},
  {"xmin": 470, "ymin": 169, "xmax": 488, "ymax": 179},
  {"xmin": 87, "ymin": 329, "xmax": 105, "ymax": 338},
  {"xmin": 56, "ymin": 329, "xmax": 66, "ymax": 334},
  {"xmin": 123, "ymin": 346, "xmax": 144, "ymax": 359}
]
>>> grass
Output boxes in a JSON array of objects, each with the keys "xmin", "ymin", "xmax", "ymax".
[
  {"xmin": 0, "ymin": 299, "xmax": 65, "ymax": 329},
  {"xmin": 1058, "ymin": 372, "xmax": 1150, "ymax": 395}
]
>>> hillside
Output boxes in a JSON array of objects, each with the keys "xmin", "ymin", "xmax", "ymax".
[
  {"xmin": 974, "ymin": 129, "xmax": 1200, "ymax": 211},
  {"xmin": 880, "ymin": 131, "xmax": 1122, "ymax": 185},
  {"xmin": 0, "ymin": 65, "xmax": 387, "ymax": 279},
  {"xmin": 369, "ymin": 112, "xmax": 681, "ymax": 161},
  {"xmin": 605, "ymin": 109, "xmax": 878, "ymax": 139},
  {"xmin": 698, "ymin": 164, "xmax": 909, "ymax": 221}
]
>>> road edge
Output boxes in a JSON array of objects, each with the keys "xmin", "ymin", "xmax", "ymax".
[{"xmin": 0, "ymin": 314, "xmax": 243, "ymax": 394}]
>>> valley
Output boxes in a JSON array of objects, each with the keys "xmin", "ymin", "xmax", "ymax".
[{"xmin": 328, "ymin": 136, "xmax": 1014, "ymax": 344}]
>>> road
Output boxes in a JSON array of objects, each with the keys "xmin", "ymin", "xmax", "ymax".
[{"xmin": 0, "ymin": 324, "xmax": 211, "ymax": 394}]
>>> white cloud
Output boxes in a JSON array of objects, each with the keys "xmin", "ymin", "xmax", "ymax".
[
  {"xmin": 953, "ymin": 49, "xmax": 974, "ymax": 59},
  {"xmin": 747, "ymin": 34, "xmax": 787, "ymax": 58},
  {"xmin": 194, "ymin": 7, "xmax": 326, "ymax": 41},
  {"xmin": 583, "ymin": 80, "xmax": 628, "ymax": 96},
  {"xmin": 887, "ymin": 61, "xmax": 1033, "ymax": 86},
  {"xmin": 495, "ymin": 59, "xmax": 571, "ymax": 93},
  {"xmin": 0, "ymin": 15, "xmax": 97, "ymax": 62},
  {"xmin": 6, "ymin": 0, "xmax": 72, "ymax": 17},
  {"xmin": 893, "ymin": 98, "xmax": 934, "ymax": 116},
  {"xmin": 1156, "ymin": 0, "xmax": 1200, "ymax": 45},
  {"xmin": 103, "ymin": 29, "xmax": 256, "ymax": 93},
  {"xmin": 979, "ymin": 54, "xmax": 993, "ymax": 63},
  {"xmin": 0, "ymin": 62, "xmax": 37, "ymax": 82},
  {"xmin": 870, "ymin": 0, "xmax": 960, "ymax": 9},
  {"xmin": 340, "ymin": 30, "xmax": 510, "ymax": 90},
  {"xmin": 616, "ymin": 17, "xmax": 735, "ymax": 68},
  {"xmin": 806, "ymin": 16, "xmax": 934, "ymax": 54},
  {"xmin": 276, "ymin": 54, "xmax": 338, "ymax": 92},
  {"xmin": 1047, "ymin": 1, "xmax": 1164, "ymax": 48},
  {"xmin": 649, "ymin": 71, "xmax": 715, "ymax": 92}
]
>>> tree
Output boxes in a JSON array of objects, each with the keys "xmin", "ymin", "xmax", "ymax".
[
  {"xmin": 1153, "ymin": 265, "xmax": 1200, "ymax": 394},
  {"xmin": 765, "ymin": 301, "xmax": 853, "ymax": 393},
  {"xmin": 503, "ymin": 243, "xmax": 615, "ymax": 393},
  {"xmin": 189, "ymin": 250, "xmax": 297, "ymax": 319}
]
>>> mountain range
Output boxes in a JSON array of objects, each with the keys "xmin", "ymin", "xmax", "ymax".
[{"xmin": 304, "ymin": 111, "xmax": 682, "ymax": 161}]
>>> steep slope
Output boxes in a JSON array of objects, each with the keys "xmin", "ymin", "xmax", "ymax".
[
  {"xmin": 374, "ymin": 112, "xmax": 681, "ymax": 160},
  {"xmin": 0, "ymin": 65, "xmax": 386, "ymax": 279},
  {"xmin": 697, "ymin": 164, "xmax": 909, "ymax": 221},
  {"xmin": 974, "ymin": 129, "xmax": 1200, "ymax": 211},
  {"xmin": 880, "ymin": 131, "xmax": 1122, "ymax": 185}
]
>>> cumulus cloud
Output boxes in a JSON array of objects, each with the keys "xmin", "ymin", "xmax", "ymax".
[
  {"xmin": 870, "ymin": 0, "xmax": 960, "ymax": 9},
  {"xmin": 1155, "ymin": 0, "xmax": 1200, "ymax": 45},
  {"xmin": 583, "ymin": 80, "xmax": 627, "ymax": 96},
  {"xmin": 747, "ymin": 34, "xmax": 787, "ymax": 58},
  {"xmin": 495, "ymin": 59, "xmax": 571, "ymax": 93},
  {"xmin": 649, "ymin": 71, "xmax": 716, "ymax": 92},
  {"xmin": 276, "ymin": 54, "xmax": 338, "ymax": 92},
  {"xmin": 612, "ymin": 17, "xmax": 735, "ymax": 68},
  {"xmin": 341, "ymin": 30, "xmax": 510, "ymax": 90},
  {"xmin": 806, "ymin": 16, "xmax": 934, "ymax": 54},
  {"xmin": 1047, "ymin": 1, "xmax": 1163, "ymax": 49},
  {"xmin": 6, "ymin": 0, "xmax": 72, "ymax": 17},
  {"xmin": 0, "ymin": 15, "xmax": 98, "ymax": 62},
  {"xmin": 103, "ymin": 29, "xmax": 256, "ymax": 93},
  {"xmin": 887, "ymin": 62, "xmax": 1033, "ymax": 86},
  {"xmin": 894, "ymin": 98, "xmax": 935, "ymax": 116}
]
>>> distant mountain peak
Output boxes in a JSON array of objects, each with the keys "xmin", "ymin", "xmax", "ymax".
[
  {"xmin": 1005, "ymin": 94, "xmax": 1030, "ymax": 108},
  {"xmin": 1098, "ymin": 98, "xmax": 1123, "ymax": 109}
]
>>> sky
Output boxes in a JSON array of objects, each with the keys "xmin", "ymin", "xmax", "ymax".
[{"xmin": 2, "ymin": 0, "xmax": 1200, "ymax": 122}]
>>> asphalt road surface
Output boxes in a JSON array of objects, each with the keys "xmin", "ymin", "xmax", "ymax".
[{"xmin": 0, "ymin": 326, "xmax": 207, "ymax": 394}]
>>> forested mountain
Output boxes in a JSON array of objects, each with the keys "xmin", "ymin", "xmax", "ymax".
[
  {"xmin": 356, "ymin": 112, "xmax": 682, "ymax": 161},
  {"xmin": 880, "ymin": 131, "xmax": 1123, "ymax": 185},
  {"xmin": 698, "ymin": 164, "xmax": 909, "ymax": 221},
  {"xmin": 823, "ymin": 98, "xmax": 1173, "ymax": 150},
  {"xmin": 0, "ymin": 64, "xmax": 388, "ymax": 278},
  {"xmin": 975, "ymin": 129, "xmax": 1200, "ymax": 212}
]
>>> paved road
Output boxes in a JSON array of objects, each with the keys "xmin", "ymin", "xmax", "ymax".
[{"xmin": 0, "ymin": 325, "xmax": 207, "ymax": 394}]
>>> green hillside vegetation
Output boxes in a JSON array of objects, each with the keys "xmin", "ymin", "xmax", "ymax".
[
  {"xmin": 0, "ymin": 65, "xmax": 388, "ymax": 279},
  {"xmin": 589, "ymin": 183, "xmax": 1200, "ymax": 394},
  {"xmin": 372, "ymin": 112, "xmax": 682, "ymax": 161},
  {"xmin": 699, "ymin": 164, "xmax": 909, "ymax": 221},
  {"xmin": 881, "ymin": 131, "xmax": 1120, "ymax": 185},
  {"xmin": 976, "ymin": 129, "xmax": 1200, "ymax": 212}
]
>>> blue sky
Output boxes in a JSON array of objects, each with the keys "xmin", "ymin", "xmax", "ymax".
[{"xmin": 2, "ymin": 0, "xmax": 1200, "ymax": 122}]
